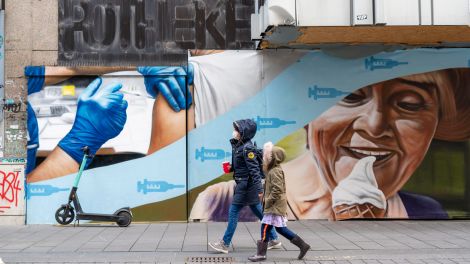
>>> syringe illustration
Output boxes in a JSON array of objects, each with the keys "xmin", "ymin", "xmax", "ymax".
[
  {"xmin": 195, "ymin": 147, "xmax": 231, "ymax": 162},
  {"xmin": 365, "ymin": 56, "xmax": 408, "ymax": 71},
  {"xmin": 26, "ymin": 184, "xmax": 69, "ymax": 200},
  {"xmin": 308, "ymin": 85, "xmax": 349, "ymax": 100},
  {"xmin": 137, "ymin": 179, "xmax": 185, "ymax": 195},
  {"xmin": 254, "ymin": 116, "xmax": 296, "ymax": 131},
  {"xmin": 121, "ymin": 90, "xmax": 153, "ymax": 99}
]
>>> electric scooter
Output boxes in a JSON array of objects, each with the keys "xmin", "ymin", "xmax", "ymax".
[{"xmin": 55, "ymin": 146, "xmax": 132, "ymax": 227}]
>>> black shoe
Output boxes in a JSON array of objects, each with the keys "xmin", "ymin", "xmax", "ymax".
[
  {"xmin": 290, "ymin": 236, "xmax": 311, "ymax": 260},
  {"xmin": 248, "ymin": 240, "xmax": 268, "ymax": 262}
]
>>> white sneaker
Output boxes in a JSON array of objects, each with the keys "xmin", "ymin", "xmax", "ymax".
[
  {"xmin": 268, "ymin": 239, "xmax": 282, "ymax": 249},
  {"xmin": 209, "ymin": 240, "xmax": 229, "ymax": 254}
]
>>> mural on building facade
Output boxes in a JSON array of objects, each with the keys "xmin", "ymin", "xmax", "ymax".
[
  {"xmin": 24, "ymin": 48, "xmax": 470, "ymax": 223},
  {"xmin": 190, "ymin": 66, "xmax": 470, "ymax": 221},
  {"xmin": 24, "ymin": 63, "xmax": 190, "ymax": 221}
]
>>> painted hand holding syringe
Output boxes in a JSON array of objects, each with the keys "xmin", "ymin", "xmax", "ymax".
[{"xmin": 25, "ymin": 65, "xmax": 194, "ymax": 175}]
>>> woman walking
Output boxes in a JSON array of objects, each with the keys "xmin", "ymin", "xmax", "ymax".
[{"xmin": 209, "ymin": 120, "xmax": 280, "ymax": 254}]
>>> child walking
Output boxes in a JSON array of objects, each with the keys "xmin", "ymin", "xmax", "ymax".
[{"xmin": 249, "ymin": 143, "xmax": 311, "ymax": 262}]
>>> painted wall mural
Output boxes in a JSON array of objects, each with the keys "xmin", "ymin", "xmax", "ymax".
[{"xmin": 24, "ymin": 48, "xmax": 470, "ymax": 223}]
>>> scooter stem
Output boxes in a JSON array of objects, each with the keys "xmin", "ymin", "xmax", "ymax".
[{"xmin": 73, "ymin": 154, "xmax": 88, "ymax": 188}]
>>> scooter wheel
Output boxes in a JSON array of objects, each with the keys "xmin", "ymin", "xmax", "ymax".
[
  {"xmin": 116, "ymin": 211, "xmax": 132, "ymax": 227},
  {"xmin": 55, "ymin": 205, "xmax": 75, "ymax": 225}
]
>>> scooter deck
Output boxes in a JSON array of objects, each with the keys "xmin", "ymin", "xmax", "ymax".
[{"xmin": 76, "ymin": 213, "xmax": 120, "ymax": 222}]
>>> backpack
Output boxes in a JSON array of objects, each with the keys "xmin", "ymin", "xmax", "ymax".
[{"xmin": 244, "ymin": 141, "xmax": 265, "ymax": 179}]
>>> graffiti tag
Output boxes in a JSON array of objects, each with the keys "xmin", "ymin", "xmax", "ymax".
[
  {"xmin": 2, "ymin": 99, "xmax": 24, "ymax": 113},
  {"xmin": 0, "ymin": 158, "xmax": 26, "ymax": 163},
  {"xmin": 0, "ymin": 170, "xmax": 22, "ymax": 213}
]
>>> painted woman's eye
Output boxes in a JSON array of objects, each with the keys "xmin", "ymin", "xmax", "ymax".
[
  {"xmin": 396, "ymin": 94, "xmax": 425, "ymax": 112},
  {"xmin": 397, "ymin": 102, "xmax": 425, "ymax": 112},
  {"xmin": 342, "ymin": 92, "xmax": 366, "ymax": 104}
]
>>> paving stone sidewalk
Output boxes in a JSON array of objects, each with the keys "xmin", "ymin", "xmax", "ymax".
[{"xmin": 0, "ymin": 221, "xmax": 469, "ymax": 264}]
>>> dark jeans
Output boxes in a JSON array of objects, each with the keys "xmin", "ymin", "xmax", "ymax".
[
  {"xmin": 222, "ymin": 203, "xmax": 278, "ymax": 245},
  {"xmin": 261, "ymin": 223, "xmax": 296, "ymax": 242}
]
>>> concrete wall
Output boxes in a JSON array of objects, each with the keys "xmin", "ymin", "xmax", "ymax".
[
  {"xmin": 4, "ymin": 0, "xmax": 58, "ymax": 157},
  {"xmin": 0, "ymin": 0, "xmax": 58, "ymax": 225}
]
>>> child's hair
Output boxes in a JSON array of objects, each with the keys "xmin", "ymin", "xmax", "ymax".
[
  {"xmin": 263, "ymin": 142, "xmax": 273, "ymax": 163},
  {"xmin": 263, "ymin": 142, "xmax": 274, "ymax": 171}
]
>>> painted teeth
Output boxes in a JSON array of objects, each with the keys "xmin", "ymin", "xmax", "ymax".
[{"xmin": 350, "ymin": 148, "xmax": 391, "ymax": 156}]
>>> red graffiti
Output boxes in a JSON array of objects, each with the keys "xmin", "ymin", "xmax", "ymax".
[{"xmin": 0, "ymin": 171, "xmax": 22, "ymax": 212}]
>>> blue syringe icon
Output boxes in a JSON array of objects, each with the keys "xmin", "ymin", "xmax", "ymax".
[
  {"xmin": 26, "ymin": 184, "xmax": 69, "ymax": 200},
  {"xmin": 195, "ymin": 147, "xmax": 231, "ymax": 162},
  {"xmin": 254, "ymin": 116, "xmax": 296, "ymax": 131},
  {"xmin": 137, "ymin": 179, "xmax": 185, "ymax": 195},
  {"xmin": 308, "ymin": 85, "xmax": 349, "ymax": 100},
  {"xmin": 365, "ymin": 56, "xmax": 408, "ymax": 71}
]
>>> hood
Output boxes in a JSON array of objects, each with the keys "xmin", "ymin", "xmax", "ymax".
[
  {"xmin": 233, "ymin": 119, "xmax": 257, "ymax": 142},
  {"xmin": 271, "ymin": 146, "xmax": 286, "ymax": 165},
  {"xmin": 268, "ymin": 146, "xmax": 286, "ymax": 169}
]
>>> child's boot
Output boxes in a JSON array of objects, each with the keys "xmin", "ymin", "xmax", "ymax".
[
  {"xmin": 248, "ymin": 240, "xmax": 268, "ymax": 262},
  {"xmin": 290, "ymin": 235, "xmax": 311, "ymax": 260}
]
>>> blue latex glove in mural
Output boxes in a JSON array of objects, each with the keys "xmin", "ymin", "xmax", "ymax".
[
  {"xmin": 25, "ymin": 66, "xmax": 45, "ymax": 174},
  {"xmin": 137, "ymin": 65, "xmax": 194, "ymax": 112},
  {"xmin": 26, "ymin": 102, "xmax": 39, "ymax": 174},
  {"xmin": 25, "ymin": 66, "xmax": 45, "ymax": 95},
  {"xmin": 58, "ymin": 78, "xmax": 128, "ymax": 167}
]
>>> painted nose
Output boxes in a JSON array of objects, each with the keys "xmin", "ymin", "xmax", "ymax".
[{"xmin": 353, "ymin": 106, "xmax": 393, "ymax": 139}]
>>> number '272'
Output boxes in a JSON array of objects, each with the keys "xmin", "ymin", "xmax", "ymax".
[{"xmin": 357, "ymin": 15, "xmax": 368, "ymax": 20}]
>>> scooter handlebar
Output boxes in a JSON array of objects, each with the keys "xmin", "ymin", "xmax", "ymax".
[{"xmin": 81, "ymin": 146, "xmax": 94, "ymax": 158}]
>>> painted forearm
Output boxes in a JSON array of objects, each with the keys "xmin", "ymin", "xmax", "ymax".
[
  {"xmin": 147, "ymin": 85, "xmax": 195, "ymax": 155},
  {"xmin": 26, "ymin": 147, "xmax": 79, "ymax": 183}
]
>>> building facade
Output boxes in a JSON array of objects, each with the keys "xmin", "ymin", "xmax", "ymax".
[{"xmin": 1, "ymin": 0, "xmax": 470, "ymax": 224}]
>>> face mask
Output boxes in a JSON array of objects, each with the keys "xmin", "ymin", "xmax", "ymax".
[{"xmin": 232, "ymin": 130, "xmax": 240, "ymax": 140}]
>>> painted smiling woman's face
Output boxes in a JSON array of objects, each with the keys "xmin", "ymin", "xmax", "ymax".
[{"xmin": 309, "ymin": 76, "xmax": 441, "ymax": 198}]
